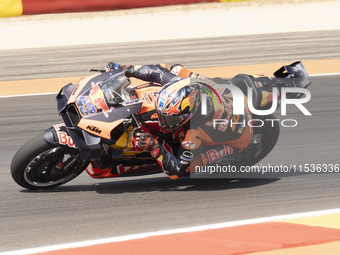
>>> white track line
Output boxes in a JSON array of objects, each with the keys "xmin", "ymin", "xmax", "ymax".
[
  {"xmin": 310, "ymin": 72, "xmax": 340, "ymax": 77},
  {"xmin": 1, "ymin": 208, "xmax": 340, "ymax": 255},
  {"xmin": 0, "ymin": 92, "xmax": 57, "ymax": 98},
  {"xmin": 0, "ymin": 72, "xmax": 339, "ymax": 99}
]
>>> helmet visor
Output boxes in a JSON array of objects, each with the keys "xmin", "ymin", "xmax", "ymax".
[{"xmin": 158, "ymin": 113, "xmax": 189, "ymax": 130}]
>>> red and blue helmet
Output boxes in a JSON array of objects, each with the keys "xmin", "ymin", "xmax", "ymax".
[{"xmin": 156, "ymin": 79, "xmax": 202, "ymax": 130}]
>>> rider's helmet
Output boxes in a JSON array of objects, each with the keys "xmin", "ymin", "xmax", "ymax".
[{"xmin": 156, "ymin": 79, "xmax": 202, "ymax": 130}]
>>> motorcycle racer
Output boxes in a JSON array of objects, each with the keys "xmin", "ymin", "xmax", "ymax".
[
  {"xmin": 106, "ymin": 62, "xmax": 273, "ymax": 179},
  {"xmin": 11, "ymin": 61, "xmax": 309, "ymax": 190}
]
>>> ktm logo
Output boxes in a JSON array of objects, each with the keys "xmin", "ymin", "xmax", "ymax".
[{"xmin": 86, "ymin": 125, "xmax": 102, "ymax": 134}]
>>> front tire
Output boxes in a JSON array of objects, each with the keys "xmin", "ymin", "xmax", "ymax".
[{"xmin": 11, "ymin": 134, "xmax": 87, "ymax": 190}]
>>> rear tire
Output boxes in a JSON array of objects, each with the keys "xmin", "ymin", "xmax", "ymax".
[{"xmin": 11, "ymin": 134, "xmax": 87, "ymax": 190}]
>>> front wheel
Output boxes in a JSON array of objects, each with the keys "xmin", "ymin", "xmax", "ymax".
[{"xmin": 11, "ymin": 134, "xmax": 87, "ymax": 190}]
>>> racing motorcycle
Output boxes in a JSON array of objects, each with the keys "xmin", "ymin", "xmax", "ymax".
[{"xmin": 10, "ymin": 62, "xmax": 311, "ymax": 190}]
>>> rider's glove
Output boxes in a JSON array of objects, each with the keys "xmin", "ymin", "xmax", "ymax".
[
  {"xmin": 105, "ymin": 62, "xmax": 134, "ymax": 77},
  {"xmin": 124, "ymin": 65, "xmax": 134, "ymax": 77},
  {"xmin": 134, "ymin": 132, "xmax": 162, "ymax": 158}
]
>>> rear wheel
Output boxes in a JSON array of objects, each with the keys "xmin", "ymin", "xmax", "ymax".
[{"xmin": 11, "ymin": 134, "xmax": 87, "ymax": 190}]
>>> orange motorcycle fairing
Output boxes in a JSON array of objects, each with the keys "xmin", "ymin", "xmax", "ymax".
[{"xmin": 132, "ymin": 83, "xmax": 161, "ymax": 114}]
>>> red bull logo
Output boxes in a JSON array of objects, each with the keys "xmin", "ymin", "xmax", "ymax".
[
  {"xmin": 90, "ymin": 82, "xmax": 114, "ymax": 118},
  {"xmin": 206, "ymin": 144, "xmax": 233, "ymax": 164},
  {"xmin": 205, "ymin": 107, "xmax": 223, "ymax": 127}
]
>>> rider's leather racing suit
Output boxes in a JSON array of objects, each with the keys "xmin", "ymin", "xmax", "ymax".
[{"xmin": 131, "ymin": 64, "xmax": 274, "ymax": 179}]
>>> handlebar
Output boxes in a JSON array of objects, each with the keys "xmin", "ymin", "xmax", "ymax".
[{"xmin": 89, "ymin": 68, "xmax": 106, "ymax": 73}]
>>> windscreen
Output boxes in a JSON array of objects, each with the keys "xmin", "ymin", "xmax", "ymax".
[{"xmin": 100, "ymin": 70, "xmax": 131, "ymax": 105}]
